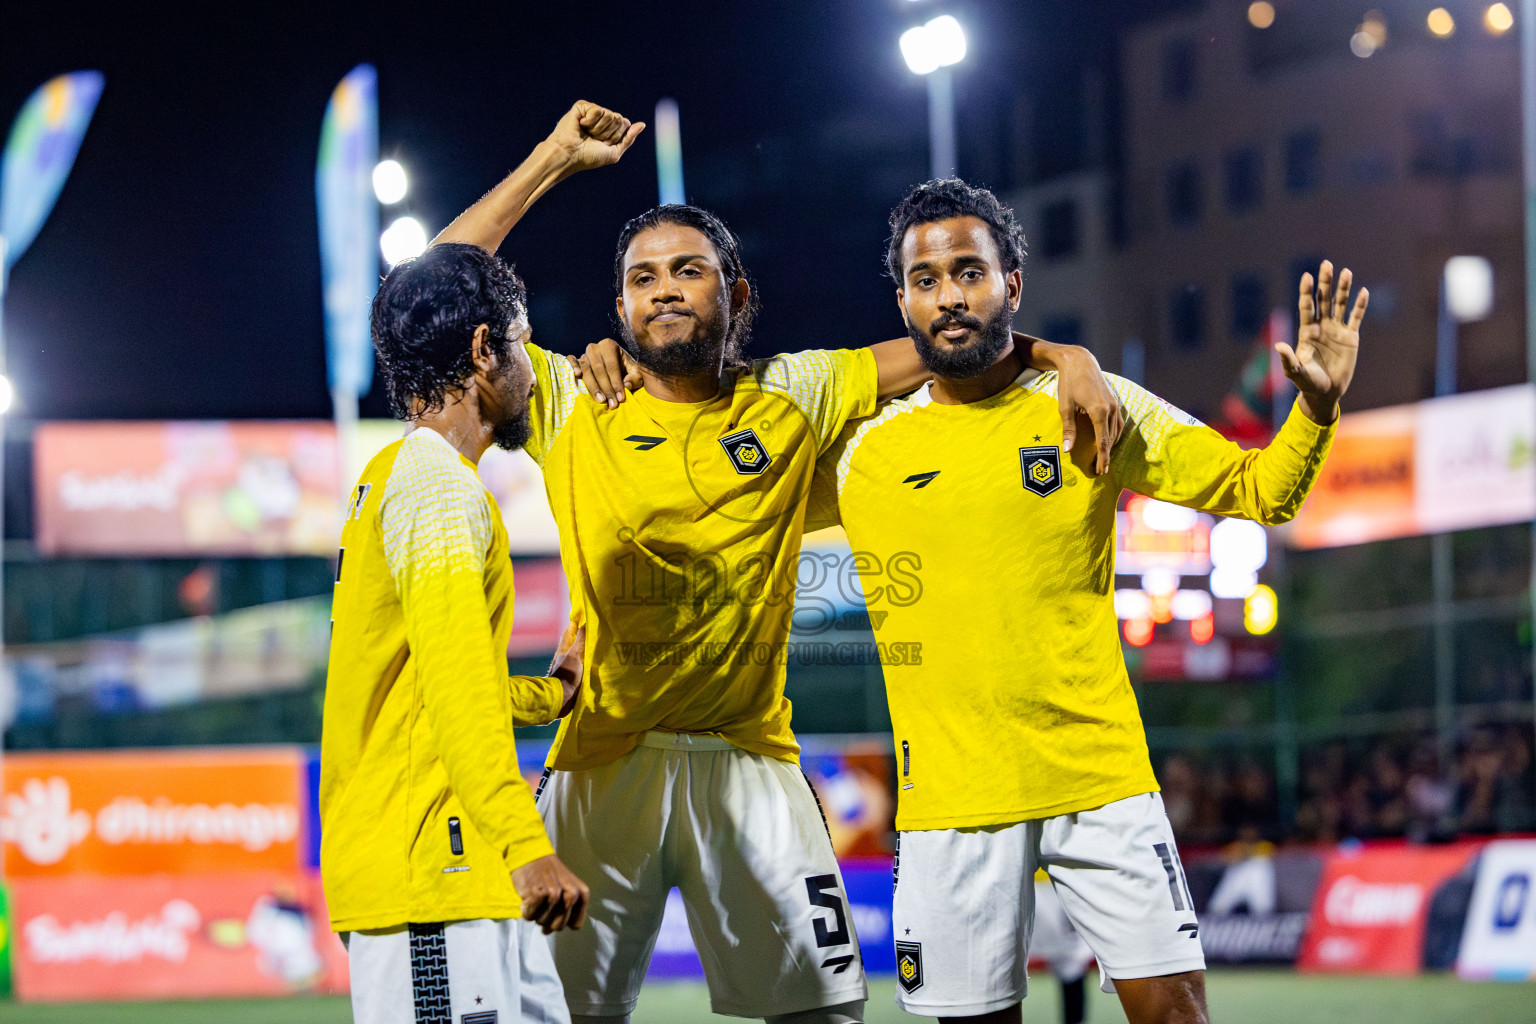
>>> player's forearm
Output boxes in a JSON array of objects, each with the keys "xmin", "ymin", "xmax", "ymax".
[
  {"xmin": 870, "ymin": 338, "xmax": 932, "ymax": 401},
  {"xmin": 431, "ymin": 140, "xmax": 575, "ymax": 253},
  {"xmin": 395, "ymin": 547, "xmax": 553, "ymax": 863},
  {"xmin": 509, "ymin": 673, "xmax": 565, "ymax": 727},
  {"xmin": 1244, "ymin": 398, "xmax": 1337, "ymax": 523},
  {"xmin": 1139, "ymin": 401, "xmax": 1335, "ymax": 525},
  {"xmin": 412, "ymin": 623, "xmax": 553, "ymax": 864},
  {"xmin": 1016, "ymin": 334, "xmax": 1076, "ymax": 373}
]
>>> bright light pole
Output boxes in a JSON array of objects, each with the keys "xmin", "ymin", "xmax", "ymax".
[
  {"xmin": 901, "ymin": 14, "xmax": 967, "ymax": 179},
  {"xmin": 1522, "ymin": 0, "xmax": 1536, "ymax": 809},
  {"xmin": 1431, "ymin": 254, "xmax": 1495, "ymax": 783}
]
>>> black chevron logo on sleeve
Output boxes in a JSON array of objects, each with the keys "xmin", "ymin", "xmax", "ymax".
[
  {"xmin": 624, "ymin": 435, "xmax": 666, "ymax": 451},
  {"xmin": 903, "ymin": 471, "xmax": 940, "ymax": 489}
]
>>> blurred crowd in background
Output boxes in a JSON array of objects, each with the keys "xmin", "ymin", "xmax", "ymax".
[{"xmin": 1160, "ymin": 724, "xmax": 1536, "ymax": 848}]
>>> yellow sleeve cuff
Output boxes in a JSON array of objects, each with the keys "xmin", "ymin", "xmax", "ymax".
[
  {"xmin": 1280, "ymin": 395, "xmax": 1339, "ymax": 446},
  {"xmin": 509, "ymin": 674, "xmax": 565, "ymax": 727},
  {"xmin": 504, "ymin": 832, "xmax": 557, "ymax": 880}
]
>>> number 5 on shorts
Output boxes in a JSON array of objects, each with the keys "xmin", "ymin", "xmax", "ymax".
[{"xmin": 805, "ymin": 874, "xmax": 856, "ymax": 973}]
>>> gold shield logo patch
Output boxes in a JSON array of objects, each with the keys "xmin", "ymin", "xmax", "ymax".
[
  {"xmin": 720, "ymin": 427, "xmax": 772, "ymax": 476},
  {"xmin": 1018, "ymin": 445, "xmax": 1062, "ymax": 497},
  {"xmin": 895, "ymin": 940, "xmax": 924, "ymax": 993}
]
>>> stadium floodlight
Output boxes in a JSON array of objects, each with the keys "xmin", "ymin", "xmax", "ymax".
[
  {"xmin": 900, "ymin": 15, "xmax": 967, "ymax": 75},
  {"xmin": 901, "ymin": 15, "xmax": 967, "ymax": 179},
  {"xmin": 1485, "ymin": 2, "xmax": 1514, "ymax": 34},
  {"xmin": 1247, "ymin": 1, "xmax": 1276, "ymax": 29},
  {"xmin": 1445, "ymin": 255, "xmax": 1494, "ymax": 322},
  {"xmin": 373, "ymin": 159, "xmax": 408, "ymax": 205},
  {"xmin": 1428, "ymin": 6, "xmax": 1456, "ymax": 36},
  {"xmin": 0, "ymin": 375, "xmax": 14, "ymax": 415},
  {"xmin": 380, "ymin": 216, "xmax": 428, "ymax": 267}
]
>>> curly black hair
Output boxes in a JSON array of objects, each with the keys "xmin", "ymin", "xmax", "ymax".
[
  {"xmin": 370, "ymin": 242, "xmax": 527, "ymax": 420},
  {"xmin": 884, "ymin": 178, "xmax": 1027, "ymax": 284},
  {"xmin": 612, "ymin": 204, "xmax": 758, "ymax": 365}
]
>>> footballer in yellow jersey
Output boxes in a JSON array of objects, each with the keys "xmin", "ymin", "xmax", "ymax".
[
  {"xmin": 428, "ymin": 110, "xmax": 1122, "ymax": 1023},
  {"xmin": 319, "ymin": 100, "xmax": 649, "ymax": 1024},
  {"xmin": 813, "ymin": 180, "xmax": 1367, "ymax": 1024}
]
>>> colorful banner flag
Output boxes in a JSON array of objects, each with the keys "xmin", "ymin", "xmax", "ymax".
[
  {"xmin": 654, "ymin": 98, "xmax": 684, "ymax": 206},
  {"xmin": 316, "ymin": 65, "xmax": 378, "ymax": 399},
  {"xmin": 1, "ymin": 71, "xmax": 104, "ymax": 270}
]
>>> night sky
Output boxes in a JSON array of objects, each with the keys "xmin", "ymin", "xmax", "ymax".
[{"xmin": 2, "ymin": 1, "xmax": 1184, "ymax": 422}]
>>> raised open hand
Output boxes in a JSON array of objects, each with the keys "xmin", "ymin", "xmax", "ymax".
[{"xmin": 1277, "ymin": 260, "xmax": 1367, "ymax": 424}]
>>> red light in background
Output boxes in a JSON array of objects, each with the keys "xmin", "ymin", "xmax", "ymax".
[
  {"xmin": 1124, "ymin": 617, "xmax": 1155, "ymax": 647},
  {"xmin": 1190, "ymin": 612, "xmax": 1215, "ymax": 645}
]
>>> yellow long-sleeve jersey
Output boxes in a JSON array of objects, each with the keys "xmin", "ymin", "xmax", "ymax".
[
  {"xmin": 813, "ymin": 372, "xmax": 1336, "ymax": 831},
  {"xmin": 320, "ymin": 429, "xmax": 565, "ymax": 932},
  {"xmin": 523, "ymin": 343, "xmax": 879, "ymax": 771}
]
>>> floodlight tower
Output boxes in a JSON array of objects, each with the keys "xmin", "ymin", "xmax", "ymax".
[{"xmin": 900, "ymin": 14, "xmax": 968, "ymax": 179}]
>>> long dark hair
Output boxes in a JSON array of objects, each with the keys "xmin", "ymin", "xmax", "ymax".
[{"xmin": 613, "ymin": 204, "xmax": 758, "ymax": 366}]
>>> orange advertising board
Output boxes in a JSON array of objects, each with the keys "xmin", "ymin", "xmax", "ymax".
[
  {"xmin": 34, "ymin": 421, "xmax": 342, "ymax": 556},
  {"xmin": 11, "ymin": 870, "xmax": 348, "ymax": 1001},
  {"xmin": 1, "ymin": 748, "xmax": 305, "ymax": 877},
  {"xmin": 1288, "ymin": 404, "xmax": 1416, "ymax": 549}
]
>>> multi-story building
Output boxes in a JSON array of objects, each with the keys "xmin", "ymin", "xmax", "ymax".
[{"xmin": 1012, "ymin": 0, "xmax": 1524, "ymax": 418}]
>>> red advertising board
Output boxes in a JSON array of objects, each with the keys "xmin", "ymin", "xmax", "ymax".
[
  {"xmin": 508, "ymin": 557, "xmax": 571, "ymax": 657},
  {"xmin": 1297, "ymin": 841, "xmax": 1482, "ymax": 974},
  {"xmin": 10, "ymin": 871, "xmax": 347, "ymax": 1002},
  {"xmin": 1, "ymin": 748, "xmax": 306, "ymax": 877}
]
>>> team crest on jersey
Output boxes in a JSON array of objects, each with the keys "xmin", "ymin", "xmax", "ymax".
[
  {"xmin": 719, "ymin": 428, "xmax": 771, "ymax": 476},
  {"xmin": 895, "ymin": 941, "xmax": 924, "ymax": 993},
  {"xmin": 1019, "ymin": 445, "xmax": 1062, "ymax": 496}
]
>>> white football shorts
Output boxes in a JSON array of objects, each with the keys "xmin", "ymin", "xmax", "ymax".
[
  {"xmin": 891, "ymin": 791, "xmax": 1205, "ymax": 1017},
  {"xmin": 538, "ymin": 730, "xmax": 868, "ymax": 1018},
  {"xmin": 346, "ymin": 916, "xmax": 568, "ymax": 1024},
  {"xmin": 1031, "ymin": 878, "xmax": 1095, "ymax": 983}
]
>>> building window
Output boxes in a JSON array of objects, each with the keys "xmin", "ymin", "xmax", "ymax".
[
  {"xmin": 1164, "ymin": 161, "xmax": 1203, "ymax": 229},
  {"xmin": 1161, "ymin": 37, "xmax": 1197, "ymax": 103},
  {"xmin": 1285, "ymin": 129, "xmax": 1321, "ymax": 194},
  {"xmin": 1169, "ymin": 285, "xmax": 1206, "ymax": 350},
  {"xmin": 1040, "ymin": 314, "xmax": 1084, "ymax": 350},
  {"xmin": 1224, "ymin": 146, "xmax": 1263, "ymax": 214},
  {"xmin": 1040, "ymin": 199, "xmax": 1080, "ymax": 260},
  {"xmin": 1230, "ymin": 273, "xmax": 1267, "ymax": 341}
]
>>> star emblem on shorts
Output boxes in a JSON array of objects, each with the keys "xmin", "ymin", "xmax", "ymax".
[
  {"xmin": 1033, "ymin": 434, "xmax": 1041, "ymax": 442},
  {"xmin": 475, "ymin": 996, "xmax": 483, "ymax": 1005}
]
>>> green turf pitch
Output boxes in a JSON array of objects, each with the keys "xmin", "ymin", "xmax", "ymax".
[{"xmin": 0, "ymin": 972, "xmax": 1531, "ymax": 1023}]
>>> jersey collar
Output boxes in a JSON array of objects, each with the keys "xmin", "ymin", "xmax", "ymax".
[{"xmin": 915, "ymin": 365, "xmax": 1042, "ymax": 408}]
